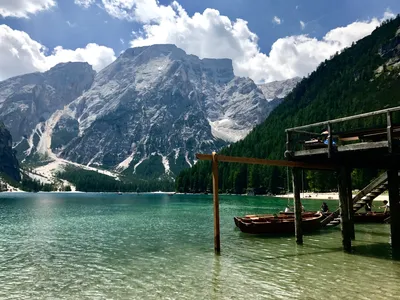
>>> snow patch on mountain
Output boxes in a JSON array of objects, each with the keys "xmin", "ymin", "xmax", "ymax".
[
  {"xmin": 161, "ymin": 154, "xmax": 171, "ymax": 174},
  {"xmin": 209, "ymin": 119, "xmax": 251, "ymax": 142},
  {"xmin": 258, "ymin": 77, "xmax": 301, "ymax": 101}
]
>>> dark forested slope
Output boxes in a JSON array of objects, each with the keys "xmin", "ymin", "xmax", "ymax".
[
  {"xmin": 176, "ymin": 16, "xmax": 400, "ymax": 194},
  {"xmin": 0, "ymin": 122, "xmax": 20, "ymax": 182}
]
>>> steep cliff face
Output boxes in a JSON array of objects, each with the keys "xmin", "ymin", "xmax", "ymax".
[
  {"xmin": 0, "ymin": 122, "xmax": 20, "ymax": 182},
  {"xmin": 0, "ymin": 62, "xmax": 95, "ymax": 149}
]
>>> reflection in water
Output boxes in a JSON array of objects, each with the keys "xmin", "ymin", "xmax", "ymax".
[
  {"xmin": 211, "ymin": 255, "xmax": 221, "ymax": 300},
  {"xmin": 0, "ymin": 193, "xmax": 399, "ymax": 299}
]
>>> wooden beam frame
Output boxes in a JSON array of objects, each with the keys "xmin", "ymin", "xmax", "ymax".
[
  {"xmin": 212, "ymin": 153, "xmax": 221, "ymax": 254},
  {"xmin": 286, "ymin": 105, "xmax": 400, "ymax": 132},
  {"xmin": 388, "ymin": 169, "xmax": 400, "ymax": 251},
  {"xmin": 196, "ymin": 154, "xmax": 335, "ymax": 170},
  {"xmin": 197, "ymin": 152, "xmax": 338, "ymax": 253},
  {"xmin": 338, "ymin": 166, "xmax": 352, "ymax": 252},
  {"xmin": 292, "ymin": 168, "xmax": 303, "ymax": 245}
]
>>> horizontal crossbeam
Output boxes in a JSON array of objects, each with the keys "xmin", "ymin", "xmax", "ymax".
[{"xmin": 196, "ymin": 153, "xmax": 336, "ymax": 170}]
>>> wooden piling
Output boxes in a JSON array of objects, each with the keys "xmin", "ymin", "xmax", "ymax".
[
  {"xmin": 292, "ymin": 168, "xmax": 303, "ymax": 245},
  {"xmin": 345, "ymin": 168, "xmax": 355, "ymax": 240},
  {"xmin": 387, "ymin": 169, "xmax": 400, "ymax": 251},
  {"xmin": 338, "ymin": 167, "xmax": 352, "ymax": 252},
  {"xmin": 212, "ymin": 152, "xmax": 221, "ymax": 254}
]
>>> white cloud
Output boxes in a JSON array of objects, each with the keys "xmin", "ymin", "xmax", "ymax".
[
  {"xmin": 66, "ymin": 20, "xmax": 77, "ymax": 28},
  {"xmin": 0, "ymin": 25, "xmax": 116, "ymax": 80},
  {"xmin": 74, "ymin": 0, "xmax": 95, "ymax": 8},
  {"xmin": 0, "ymin": 0, "xmax": 55, "ymax": 18},
  {"xmin": 272, "ymin": 16, "xmax": 282, "ymax": 25},
  {"xmin": 127, "ymin": 1, "xmax": 387, "ymax": 83},
  {"xmin": 383, "ymin": 9, "xmax": 396, "ymax": 20},
  {"xmin": 101, "ymin": 0, "xmax": 176, "ymax": 23},
  {"xmin": 300, "ymin": 20, "xmax": 305, "ymax": 30}
]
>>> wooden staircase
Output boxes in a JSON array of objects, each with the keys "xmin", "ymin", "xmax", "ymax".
[{"xmin": 321, "ymin": 172, "xmax": 389, "ymax": 227}]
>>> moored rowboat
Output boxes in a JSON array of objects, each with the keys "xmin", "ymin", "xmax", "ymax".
[
  {"xmin": 353, "ymin": 212, "xmax": 389, "ymax": 223},
  {"xmin": 234, "ymin": 212, "xmax": 324, "ymax": 234}
]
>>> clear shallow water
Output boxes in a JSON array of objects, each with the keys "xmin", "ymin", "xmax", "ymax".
[{"xmin": 0, "ymin": 193, "xmax": 399, "ymax": 300}]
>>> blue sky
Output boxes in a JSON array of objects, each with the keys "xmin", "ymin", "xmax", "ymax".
[{"xmin": 0, "ymin": 0, "xmax": 399, "ymax": 81}]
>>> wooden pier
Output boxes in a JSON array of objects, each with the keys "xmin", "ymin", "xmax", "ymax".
[
  {"xmin": 285, "ymin": 106, "xmax": 400, "ymax": 252},
  {"xmin": 197, "ymin": 106, "xmax": 400, "ymax": 254}
]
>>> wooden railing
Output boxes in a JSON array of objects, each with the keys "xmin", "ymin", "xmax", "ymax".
[{"xmin": 285, "ymin": 106, "xmax": 400, "ymax": 157}]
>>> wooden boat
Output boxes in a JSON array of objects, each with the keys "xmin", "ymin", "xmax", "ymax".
[
  {"xmin": 234, "ymin": 212, "xmax": 324, "ymax": 234},
  {"xmin": 353, "ymin": 212, "xmax": 389, "ymax": 223}
]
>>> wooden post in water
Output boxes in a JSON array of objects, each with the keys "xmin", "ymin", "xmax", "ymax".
[
  {"xmin": 346, "ymin": 168, "xmax": 355, "ymax": 240},
  {"xmin": 212, "ymin": 152, "xmax": 221, "ymax": 254},
  {"xmin": 338, "ymin": 166, "xmax": 352, "ymax": 252},
  {"xmin": 387, "ymin": 169, "xmax": 400, "ymax": 251},
  {"xmin": 292, "ymin": 168, "xmax": 303, "ymax": 245}
]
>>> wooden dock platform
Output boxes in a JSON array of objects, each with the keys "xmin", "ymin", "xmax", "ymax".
[
  {"xmin": 285, "ymin": 106, "xmax": 400, "ymax": 252},
  {"xmin": 197, "ymin": 106, "xmax": 400, "ymax": 254}
]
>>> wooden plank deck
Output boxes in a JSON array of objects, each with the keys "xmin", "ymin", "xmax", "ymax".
[{"xmin": 293, "ymin": 141, "xmax": 389, "ymax": 157}]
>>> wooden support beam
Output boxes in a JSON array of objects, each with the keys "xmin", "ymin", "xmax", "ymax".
[
  {"xmin": 387, "ymin": 112, "xmax": 393, "ymax": 153},
  {"xmin": 327, "ymin": 123, "xmax": 333, "ymax": 158},
  {"xmin": 196, "ymin": 154, "xmax": 336, "ymax": 170},
  {"xmin": 286, "ymin": 130, "xmax": 291, "ymax": 152},
  {"xmin": 212, "ymin": 152, "xmax": 221, "ymax": 254},
  {"xmin": 387, "ymin": 169, "xmax": 400, "ymax": 252},
  {"xmin": 338, "ymin": 166, "xmax": 352, "ymax": 252},
  {"xmin": 292, "ymin": 168, "xmax": 303, "ymax": 245},
  {"xmin": 346, "ymin": 168, "xmax": 355, "ymax": 240},
  {"xmin": 290, "ymin": 129, "xmax": 324, "ymax": 136}
]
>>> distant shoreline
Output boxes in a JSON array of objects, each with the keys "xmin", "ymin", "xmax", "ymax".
[
  {"xmin": 275, "ymin": 192, "xmax": 388, "ymax": 202},
  {"xmin": 0, "ymin": 191, "xmax": 389, "ymax": 202}
]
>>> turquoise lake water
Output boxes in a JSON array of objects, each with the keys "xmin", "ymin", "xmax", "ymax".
[{"xmin": 0, "ymin": 193, "xmax": 399, "ymax": 299}]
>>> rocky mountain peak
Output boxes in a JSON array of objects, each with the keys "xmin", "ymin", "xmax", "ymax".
[
  {"xmin": 2, "ymin": 44, "xmax": 300, "ymax": 180},
  {"xmin": 0, "ymin": 62, "xmax": 95, "ymax": 151}
]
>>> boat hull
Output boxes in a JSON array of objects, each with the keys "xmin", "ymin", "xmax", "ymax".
[
  {"xmin": 353, "ymin": 212, "xmax": 389, "ymax": 223},
  {"xmin": 234, "ymin": 213, "xmax": 324, "ymax": 234}
]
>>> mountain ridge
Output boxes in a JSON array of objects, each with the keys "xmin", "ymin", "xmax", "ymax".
[
  {"xmin": 0, "ymin": 44, "xmax": 299, "ymax": 182},
  {"xmin": 20, "ymin": 44, "xmax": 297, "ymax": 179}
]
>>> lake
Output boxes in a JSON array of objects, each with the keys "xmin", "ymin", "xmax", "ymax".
[{"xmin": 0, "ymin": 193, "xmax": 399, "ymax": 299}]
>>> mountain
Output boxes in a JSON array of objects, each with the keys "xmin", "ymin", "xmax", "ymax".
[
  {"xmin": 176, "ymin": 16, "xmax": 400, "ymax": 193},
  {"xmin": 19, "ymin": 44, "xmax": 296, "ymax": 179},
  {"xmin": 0, "ymin": 122, "xmax": 20, "ymax": 182},
  {"xmin": 0, "ymin": 62, "xmax": 95, "ymax": 160},
  {"xmin": 258, "ymin": 77, "xmax": 301, "ymax": 101}
]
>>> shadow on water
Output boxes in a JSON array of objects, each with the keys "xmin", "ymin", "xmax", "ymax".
[
  {"xmin": 352, "ymin": 242, "xmax": 400, "ymax": 261},
  {"xmin": 355, "ymin": 228, "xmax": 391, "ymax": 238},
  {"xmin": 211, "ymin": 256, "xmax": 222, "ymax": 300},
  {"xmin": 236, "ymin": 227, "xmax": 339, "ymax": 240}
]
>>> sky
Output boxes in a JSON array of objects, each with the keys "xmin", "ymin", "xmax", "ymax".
[{"xmin": 0, "ymin": 0, "xmax": 399, "ymax": 82}]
